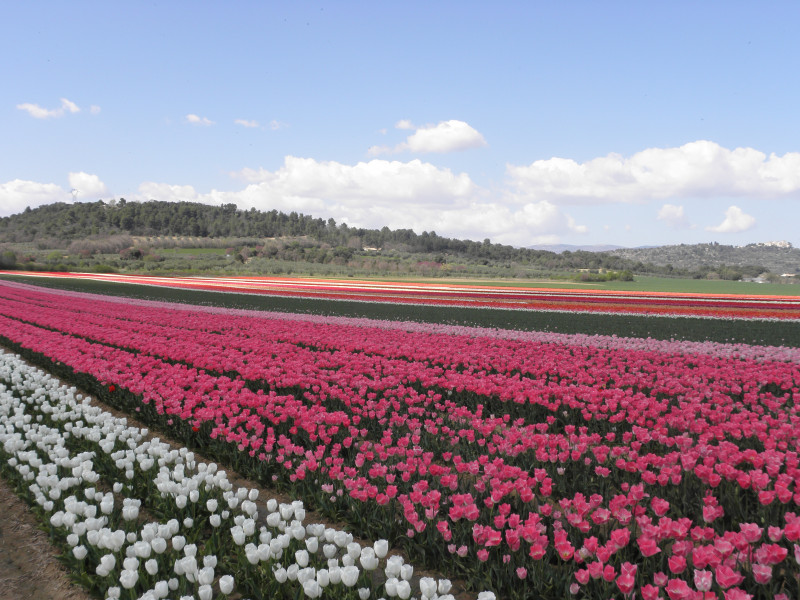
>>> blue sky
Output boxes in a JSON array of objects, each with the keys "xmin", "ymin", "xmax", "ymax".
[{"xmin": 2, "ymin": 1, "xmax": 799, "ymax": 248}]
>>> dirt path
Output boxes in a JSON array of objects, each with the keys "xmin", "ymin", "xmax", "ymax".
[{"xmin": 0, "ymin": 477, "xmax": 94, "ymax": 600}]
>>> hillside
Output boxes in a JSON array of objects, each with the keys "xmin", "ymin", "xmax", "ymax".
[
  {"xmin": 0, "ymin": 200, "xmax": 791, "ymax": 283},
  {"xmin": 606, "ymin": 242, "xmax": 800, "ymax": 277}
]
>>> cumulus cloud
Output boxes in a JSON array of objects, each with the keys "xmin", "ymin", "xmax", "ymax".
[
  {"xmin": 706, "ymin": 205, "xmax": 756, "ymax": 234},
  {"xmin": 0, "ymin": 179, "xmax": 68, "ymax": 216},
  {"xmin": 657, "ymin": 203, "xmax": 692, "ymax": 229},
  {"xmin": 230, "ymin": 156, "xmax": 475, "ymax": 205},
  {"xmin": 136, "ymin": 182, "xmax": 203, "ymax": 203},
  {"xmin": 0, "ymin": 172, "xmax": 111, "ymax": 217},
  {"xmin": 235, "ymin": 119, "xmax": 259, "ymax": 128},
  {"xmin": 156, "ymin": 156, "xmax": 577, "ymax": 245},
  {"xmin": 185, "ymin": 114, "xmax": 214, "ymax": 126},
  {"xmin": 507, "ymin": 141, "xmax": 800, "ymax": 204},
  {"xmin": 68, "ymin": 172, "xmax": 109, "ymax": 199},
  {"xmin": 369, "ymin": 119, "xmax": 487, "ymax": 155},
  {"xmin": 17, "ymin": 98, "xmax": 81, "ymax": 119}
]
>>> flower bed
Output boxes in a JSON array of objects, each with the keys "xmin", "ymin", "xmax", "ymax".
[
  {"xmin": 0, "ymin": 349, "xmax": 459, "ymax": 600},
  {"xmin": 1, "ymin": 281, "xmax": 800, "ymax": 599},
  {"xmin": 6, "ymin": 271, "xmax": 800, "ymax": 320}
]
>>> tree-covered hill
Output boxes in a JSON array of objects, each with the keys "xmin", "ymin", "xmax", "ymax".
[
  {"xmin": 0, "ymin": 200, "xmax": 785, "ymax": 282},
  {"xmin": 0, "ymin": 199, "xmax": 635, "ymax": 269},
  {"xmin": 606, "ymin": 242, "xmax": 800, "ymax": 277}
]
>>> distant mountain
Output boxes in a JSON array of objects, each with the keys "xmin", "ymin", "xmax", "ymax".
[
  {"xmin": 528, "ymin": 243, "xmax": 627, "ymax": 253},
  {"xmin": 605, "ymin": 242, "xmax": 800, "ymax": 275}
]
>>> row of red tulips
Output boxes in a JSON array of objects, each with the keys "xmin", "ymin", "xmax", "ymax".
[{"xmin": 1, "ymin": 280, "xmax": 799, "ymax": 598}]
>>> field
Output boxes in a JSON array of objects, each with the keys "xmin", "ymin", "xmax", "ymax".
[{"xmin": 1, "ymin": 273, "xmax": 800, "ymax": 600}]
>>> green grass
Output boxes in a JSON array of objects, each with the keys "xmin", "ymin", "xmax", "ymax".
[
  {"xmin": 154, "ymin": 247, "xmax": 229, "ymax": 255},
  {"xmin": 3, "ymin": 274, "xmax": 799, "ymax": 348}
]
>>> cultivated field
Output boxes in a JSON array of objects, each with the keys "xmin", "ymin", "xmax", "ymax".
[{"xmin": 1, "ymin": 275, "xmax": 799, "ymax": 600}]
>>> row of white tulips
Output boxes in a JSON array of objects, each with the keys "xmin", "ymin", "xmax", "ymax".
[{"xmin": 0, "ymin": 349, "xmax": 496, "ymax": 600}]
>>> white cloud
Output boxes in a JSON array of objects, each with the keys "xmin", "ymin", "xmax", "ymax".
[
  {"xmin": 0, "ymin": 179, "xmax": 67, "ymax": 216},
  {"xmin": 235, "ymin": 119, "xmax": 259, "ymax": 128},
  {"xmin": 230, "ymin": 156, "xmax": 475, "ymax": 205},
  {"xmin": 657, "ymin": 203, "xmax": 692, "ymax": 229},
  {"xmin": 507, "ymin": 141, "xmax": 800, "ymax": 204},
  {"xmin": 136, "ymin": 182, "xmax": 202, "ymax": 203},
  {"xmin": 206, "ymin": 156, "xmax": 579, "ymax": 245},
  {"xmin": 68, "ymin": 172, "xmax": 109, "ymax": 199},
  {"xmin": 90, "ymin": 105, "xmax": 102, "ymax": 115},
  {"xmin": 17, "ymin": 97, "xmax": 82, "ymax": 119},
  {"xmin": 706, "ymin": 205, "xmax": 756, "ymax": 234},
  {"xmin": 369, "ymin": 119, "xmax": 487, "ymax": 155},
  {"xmin": 185, "ymin": 114, "xmax": 214, "ymax": 126},
  {"xmin": 268, "ymin": 120, "xmax": 287, "ymax": 130}
]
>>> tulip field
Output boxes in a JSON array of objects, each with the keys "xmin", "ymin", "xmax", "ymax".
[{"xmin": 1, "ymin": 277, "xmax": 800, "ymax": 599}]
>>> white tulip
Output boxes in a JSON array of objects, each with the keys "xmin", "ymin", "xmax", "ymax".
[
  {"xmin": 230, "ymin": 526, "xmax": 245, "ymax": 546},
  {"xmin": 360, "ymin": 547, "xmax": 379, "ymax": 571},
  {"xmin": 333, "ymin": 530, "xmax": 349, "ymax": 548},
  {"xmin": 305, "ymin": 536, "xmax": 319, "ymax": 553},
  {"xmin": 420, "ymin": 577, "xmax": 437, "ymax": 599},
  {"xmin": 341, "ymin": 565, "xmax": 360, "ymax": 587},
  {"xmin": 279, "ymin": 503, "xmax": 294, "ymax": 520},
  {"xmin": 219, "ymin": 574, "xmax": 234, "ymax": 595},
  {"xmin": 384, "ymin": 577, "xmax": 398, "ymax": 597},
  {"xmin": 153, "ymin": 581, "xmax": 169, "ymax": 598},
  {"xmin": 151, "ymin": 537, "xmax": 167, "ymax": 554},
  {"xmin": 316, "ymin": 568, "xmax": 330, "ymax": 587},
  {"xmin": 145, "ymin": 558, "xmax": 159, "ymax": 575},
  {"xmin": 374, "ymin": 539, "xmax": 389, "ymax": 559},
  {"xmin": 385, "ymin": 556, "xmax": 403, "ymax": 578},
  {"xmin": 347, "ymin": 542, "xmax": 362, "ymax": 560},
  {"xmin": 198, "ymin": 584, "xmax": 212, "ymax": 600},
  {"xmin": 119, "ymin": 569, "xmax": 138, "ymax": 590},
  {"xmin": 396, "ymin": 579, "xmax": 411, "ymax": 600},
  {"xmin": 73, "ymin": 545, "xmax": 88, "ymax": 560},
  {"xmin": 96, "ymin": 557, "xmax": 113, "ymax": 577},
  {"xmin": 273, "ymin": 566, "xmax": 288, "ymax": 583},
  {"xmin": 303, "ymin": 579, "xmax": 322, "ymax": 598},
  {"xmin": 198, "ymin": 566, "xmax": 214, "ymax": 585},
  {"xmin": 328, "ymin": 565, "xmax": 342, "ymax": 585},
  {"xmin": 400, "ymin": 563, "xmax": 413, "ymax": 581},
  {"xmin": 242, "ymin": 518, "xmax": 256, "ymax": 536},
  {"xmin": 358, "ymin": 588, "xmax": 370, "ymax": 600},
  {"xmin": 296, "ymin": 549, "xmax": 309, "ymax": 568},
  {"xmin": 134, "ymin": 540, "xmax": 152, "ymax": 558},
  {"xmin": 438, "ymin": 579, "xmax": 452, "ymax": 594}
]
